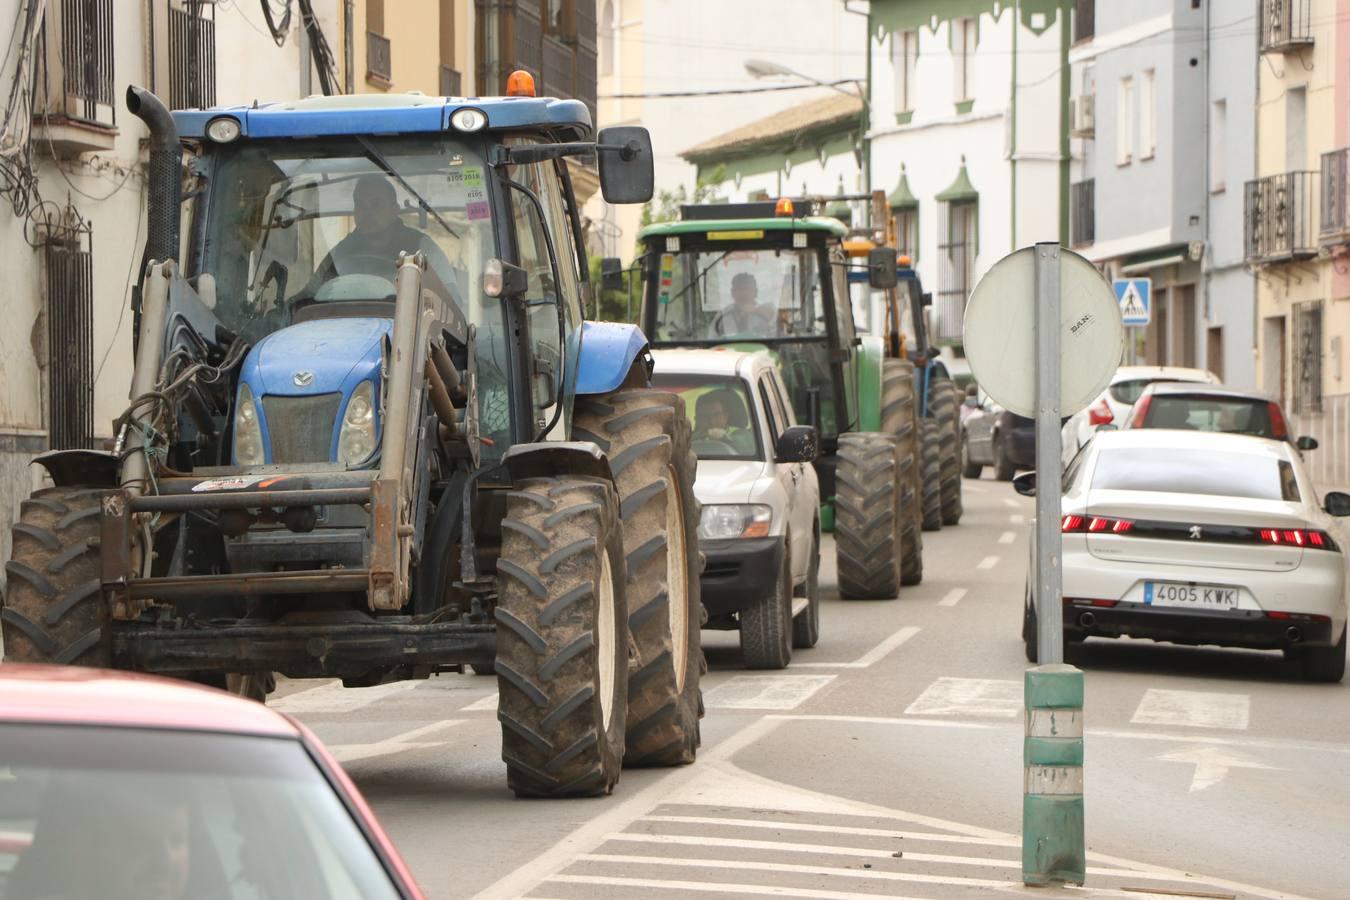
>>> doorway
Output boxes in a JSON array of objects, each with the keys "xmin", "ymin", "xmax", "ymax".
[
  {"xmin": 1206, "ymin": 326, "xmax": 1224, "ymax": 381},
  {"xmin": 1263, "ymin": 315, "xmax": 1287, "ymax": 405}
]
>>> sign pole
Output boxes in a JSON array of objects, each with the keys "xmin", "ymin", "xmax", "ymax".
[{"xmin": 1023, "ymin": 241, "xmax": 1086, "ymax": 886}]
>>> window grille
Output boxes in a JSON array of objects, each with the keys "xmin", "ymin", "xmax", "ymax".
[
  {"xmin": 1293, "ymin": 301, "xmax": 1323, "ymax": 414},
  {"xmin": 44, "ymin": 225, "xmax": 95, "ymax": 450},
  {"xmin": 936, "ymin": 200, "xmax": 977, "ymax": 341}
]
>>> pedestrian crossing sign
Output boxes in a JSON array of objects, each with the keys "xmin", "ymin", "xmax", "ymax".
[{"xmin": 1114, "ymin": 278, "xmax": 1151, "ymax": 326}]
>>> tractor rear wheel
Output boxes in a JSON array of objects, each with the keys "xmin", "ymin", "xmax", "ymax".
[
  {"xmin": 835, "ymin": 432, "xmax": 902, "ymax": 599},
  {"xmin": 931, "ymin": 380, "xmax": 964, "ymax": 525},
  {"xmin": 2, "ymin": 486, "xmax": 108, "ymax": 667},
  {"xmin": 919, "ymin": 420, "xmax": 943, "ymax": 532},
  {"xmin": 495, "ymin": 476, "xmax": 629, "ymax": 797},
  {"xmin": 574, "ymin": 388, "xmax": 703, "ymax": 767},
  {"xmin": 882, "ymin": 359, "xmax": 923, "ymax": 586}
]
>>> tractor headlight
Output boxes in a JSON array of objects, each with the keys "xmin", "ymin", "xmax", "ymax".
[
  {"xmin": 698, "ymin": 504, "xmax": 772, "ymax": 540},
  {"xmin": 233, "ymin": 383, "xmax": 265, "ymax": 465},
  {"xmin": 337, "ymin": 380, "xmax": 378, "ymax": 467}
]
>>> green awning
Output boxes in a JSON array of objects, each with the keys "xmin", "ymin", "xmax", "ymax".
[
  {"xmin": 937, "ymin": 158, "xmax": 978, "ymax": 203},
  {"xmin": 871, "ymin": 0, "xmax": 1061, "ymax": 37},
  {"xmin": 888, "ymin": 165, "xmax": 918, "ymax": 209}
]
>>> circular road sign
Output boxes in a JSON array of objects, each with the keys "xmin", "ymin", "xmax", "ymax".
[{"xmin": 962, "ymin": 246, "xmax": 1123, "ymax": 419}]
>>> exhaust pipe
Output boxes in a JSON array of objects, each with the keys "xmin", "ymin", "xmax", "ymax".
[
  {"xmin": 1286, "ymin": 626, "xmax": 1302, "ymax": 643},
  {"xmin": 1078, "ymin": 611, "xmax": 1096, "ymax": 628},
  {"xmin": 126, "ymin": 86, "xmax": 181, "ymax": 264}
]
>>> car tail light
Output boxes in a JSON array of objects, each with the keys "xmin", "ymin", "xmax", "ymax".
[
  {"xmin": 1129, "ymin": 395, "xmax": 1152, "ymax": 427},
  {"xmin": 1268, "ymin": 402, "xmax": 1288, "ymax": 440},
  {"xmin": 1087, "ymin": 399, "xmax": 1113, "ymax": 426},
  {"xmin": 1065, "ymin": 598, "xmax": 1120, "ymax": 608},
  {"xmin": 1258, "ymin": 528, "xmax": 1339, "ymax": 550},
  {"xmin": 1063, "ymin": 515, "xmax": 1133, "ymax": 533},
  {"xmin": 1267, "ymin": 610, "xmax": 1331, "ymax": 623}
]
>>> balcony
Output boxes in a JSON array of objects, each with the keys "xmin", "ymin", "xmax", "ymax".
[
  {"xmin": 1071, "ymin": 180, "xmax": 1095, "ymax": 247},
  {"xmin": 367, "ymin": 31, "xmax": 392, "ymax": 85},
  {"xmin": 1245, "ymin": 171, "xmax": 1318, "ymax": 264},
  {"xmin": 33, "ymin": 0, "xmax": 117, "ymax": 153},
  {"xmin": 1320, "ymin": 149, "xmax": 1350, "ymax": 244},
  {"xmin": 1260, "ymin": 0, "xmax": 1313, "ymax": 53}
]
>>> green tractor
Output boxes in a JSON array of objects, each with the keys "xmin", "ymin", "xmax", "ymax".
[
  {"xmin": 2, "ymin": 81, "xmax": 705, "ymax": 798},
  {"xmin": 634, "ymin": 200, "xmax": 920, "ymax": 599}
]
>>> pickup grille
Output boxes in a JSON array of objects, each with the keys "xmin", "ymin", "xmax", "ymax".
[{"xmin": 262, "ymin": 393, "xmax": 341, "ymax": 463}]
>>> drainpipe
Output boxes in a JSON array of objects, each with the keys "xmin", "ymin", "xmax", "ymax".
[
  {"xmin": 344, "ymin": 0, "xmax": 354, "ymax": 93},
  {"xmin": 1201, "ymin": 0, "xmax": 1211, "ymax": 342},
  {"xmin": 1011, "ymin": 0, "xmax": 1019, "ymax": 247},
  {"xmin": 863, "ymin": 6, "xmax": 874, "ymax": 220}
]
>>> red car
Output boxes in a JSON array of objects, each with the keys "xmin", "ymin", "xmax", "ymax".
[{"xmin": 0, "ymin": 665, "xmax": 423, "ymax": 900}]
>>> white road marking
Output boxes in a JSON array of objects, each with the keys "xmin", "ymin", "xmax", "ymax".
[
  {"xmin": 1131, "ymin": 689, "xmax": 1250, "ymax": 730},
  {"xmin": 938, "ymin": 588, "xmax": 967, "ymax": 607},
  {"xmin": 997, "ymin": 531, "xmax": 1016, "ymax": 544},
  {"xmin": 903, "ymin": 677, "xmax": 1022, "ymax": 718},
  {"xmin": 329, "ymin": 720, "xmax": 462, "ymax": 763},
  {"xmin": 1002, "ymin": 497, "xmax": 1020, "ymax": 508},
  {"xmin": 271, "ymin": 679, "xmax": 422, "ymax": 714},
  {"xmin": 572, "ymin": 854, "xmax": 1011, "ymax": 891},
  {"xmin": 545, "ymin": 873, "xmax": 930, "ymax": 899},
  {"xmin": 703, "ymin": 674, "xmax": 836, "ymax": 710},
  {"xmin": 641, "ymin": 815, "xmax": 1018, "ymax": 847},
  {"xmin": 794, "ymin": 625, "xmax": 920, "ymax": 669},
  {"xmin": 1010, "ymin": 514, "xmax": 1025, "ymax": 524},
  {"xmin": 976, "ymin": 555, "xmax": 1000, "ymax": 569},
  {"xmin": 1158, "ymin": 745, "xmax": 1281, "ymax": 792},
  {"xmin": 964, "ymin": 482, "xmax": 986, "ymax": 493},
  {"xmin": 462, "ymin": 693, "xmax": 499, "ymax": 711}
]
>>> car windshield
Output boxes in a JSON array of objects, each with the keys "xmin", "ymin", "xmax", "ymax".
[
  {"xmin": 1139, "ymin": 395, "xmax": 1279, "ymax": 438},
  {"xmin": 0, "ymin": 725, "xmax": 402, "ymax": 900},
  {"xmin": 197, "ymin": 136, "xmax": 493, "ymax": 346},
  {"xmin": 1091, "ymin": 447, "xmax": 1300, "ymax": 501},
  {"xmin": 651, "ymin": 374, "xmax": 762, "ymax": 461},
  {"xmin": 651, "ymin": 247, "xmax": 826, "ymax": 342}
]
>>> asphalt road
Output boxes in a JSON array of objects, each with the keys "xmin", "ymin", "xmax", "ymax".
[{"xmin": 283, "ymin": 475, "xmax": 1350, "ymax": 899}]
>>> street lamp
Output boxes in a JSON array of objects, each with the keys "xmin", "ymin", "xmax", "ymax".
[{"xmin": 743, "ymin": 58, "xmax": 871, "ymax": 214}]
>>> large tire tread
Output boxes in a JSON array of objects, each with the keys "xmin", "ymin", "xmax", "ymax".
[
  {"xmin": 883, "ymin": 360, "xmax": 923, "ymax": 587},
  {"xmin": 931, "ymin": 380, "xmax": 964, "ymax": 525},
  {"xmin": 835, "ymin": 432, "xmax": 903, "ymax": 599},
  {"xmin": 919, "ymin": 420, "xmax": 943, "ymax": 532}
]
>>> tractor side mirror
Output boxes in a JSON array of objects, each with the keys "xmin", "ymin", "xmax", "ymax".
[
  {"xmin": 600, "ymin": 257, "xmax": 624, "ymax": 291},
  {"xmin": 1296, "ymin": 435, "xmax": 1319, "ymax": 451},
  {"xmin": 775, "ymin": 425, "xmax": 818, "ymax": 463},
  {"xmin": 867, "ymin": 247, "xmax": 898, "ymax": 289},
  {"xmin": 1325, "ymin": 491, "xmax": 1350, "ymax": 516},
  {"xmin": 597, "ymin": 126, "xmax": 654, "ymax": 204},
  {"xmin": 1012, "ymin": 471, "xmax": 1037, "ymax": 497}
]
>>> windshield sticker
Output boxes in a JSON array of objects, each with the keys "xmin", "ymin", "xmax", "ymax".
[
  {"xmin": 659, "ymin": 254, "xmax": 674, "ymax": 304},
  {"xmin": 467, "ymin": 200, "xmax": 490, "ymax": 220},
  {"xmin": 462, "ymin": 166, "xmax": 483, "ymax": 188},
  {"xmin": 191, "ymin": 475, "xmax": 266, "ymax": 493}
]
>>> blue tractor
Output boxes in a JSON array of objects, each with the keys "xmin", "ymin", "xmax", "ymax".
[{"xmin": 1, "ymin": 80, "xmax": 704, "ymax": 798}]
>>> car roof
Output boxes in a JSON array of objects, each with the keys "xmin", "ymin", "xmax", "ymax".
[
  {"xmin": 0, "ymin": 665, "xmax": 299, "ymax": 738},
  {"xmin": 1090, "ymin": 428, "xmax": 1293, "ymax": 459},
  {"xmin": 1110, "ymin": 365, "xmax": 1218, "ymax": 384},
  {"xmin": 651, "ymin": 347, "xmax": 772, "ymax": 380},
  {"xmin": 1141, "ymin": 382, "xmax": 1275, "ymax": 401}
]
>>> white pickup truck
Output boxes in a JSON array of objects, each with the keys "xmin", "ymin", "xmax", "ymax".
[{"xmin": 651, "ymin": 349, "xmax": 822, "ymax": 669}]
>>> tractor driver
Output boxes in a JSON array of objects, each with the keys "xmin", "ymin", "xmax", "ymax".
[
  {"xmin": 303, "ymin": 174, "xmax": 459, "ymax": 301},
  {"xmin": 709, "ymin": 272, "xmax": 776, "ymax": 337}
]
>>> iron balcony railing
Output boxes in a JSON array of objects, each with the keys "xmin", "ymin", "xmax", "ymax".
[
  {"xmin": 1245, "ymin": 171, "xmax": 1319, "ymax": 264},
  {"xmin": 47, "ymin": 0, "xmax": 115, "ymax": 126},
  {"xmin": 1320, "ymin": 149, "xmax": 1350, "ymax": 243},
  {"xmin": 1071, "ymin": 179, "xmax": 1095, "ymax": 247},
  {"xmin": 167, "ymin": 2, "xmax": 215, "ymax": 109},
  {"xmin": 367, "ymin": 31, "xmax": 392, "ymax": 83},
  {"xmin": 1260, "ymin": 0, "xmax": 1313, "ymax": 53}
]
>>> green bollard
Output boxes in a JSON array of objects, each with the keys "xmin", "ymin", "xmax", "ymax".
[{"xmin": 1023, "ymin": 663, "xmax": 1085, "ymax": 886}]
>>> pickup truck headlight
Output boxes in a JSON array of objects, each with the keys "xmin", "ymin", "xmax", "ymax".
[
  {"xmin": 233, "ymin": 383, "xmax": 265, "ymax": 465},
  {"xmin": 699, "ymin": 504, "xmax": 772, "ymax": 540},
  {"xmin": 337, "ymin": 380, "xmax": 378, "ymax": 467}
]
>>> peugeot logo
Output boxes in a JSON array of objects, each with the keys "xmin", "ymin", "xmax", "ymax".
[
  {"xmin": 1189, "ymin": 525, "xmax": 1203, "ymax": 540},
  {"xmin": 293, "ymin": 371, "xmax": 315, "ymax": 387}
]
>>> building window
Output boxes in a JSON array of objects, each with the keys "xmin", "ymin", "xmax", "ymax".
[
  {"xmin": 37, "ymin": 0, "xmax": 116, "ymax": 128},
  {"xmin": 45, "ymin": 227, "xmax": 95, "ymax": 451},
  {"xmin": 937, "ymin": 199, "xmax": 977, "ymax": 341},
  {"xmin": 1116, "ymin": 75, "xmax": 1134, "ymax": 165},
  {"xmin": 438, "ymin": 0, "xmax": 460, "ymax": 94},
  {"xmin": 1071, "ymin": 180, "xmax": 1095, "ymax": 246},
  {"xmin": 164, "ymin": 0, "xmax": 215, "ymax": 109},
  {"xmin": 895, "ymin": 207, "xmax": 918, "ymax": 259},
  {"xmin": 600, "ymin": 0, "xmax": 615, "ymax": 75},
  {"xmin": 892, "ymin": 29, "xmax": 918, "ymax": 114},
  {"xmin": 1294, "ymin": 301, "xmax": 1323, "ymax": 414},
  {"xmin": 1211, "ymin": 99, "xmax": 1227, "ymax": 192},
  {"xmin": 953, "ymin": 18, "xmax": 976, "ymax": 104},
  {"xmin": 1073, "ymin": 0, "xmax": 1095, "ymax": 43},
  {"xmin": 366, "ymin": 0, "xmax": 390, "ymax": 84},
  {"xmin": 1140, "ymin": 68, "xmax": 1156, "ymax": 160}
]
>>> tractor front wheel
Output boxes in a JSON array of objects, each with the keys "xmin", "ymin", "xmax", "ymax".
[
  {"xmin": 919, "ymin": 420, "xmax": 943, "ymax": 532},
  {"xmin": 931, "ymin": 380, "xmax": 964, "ymax": 525},
  {"xmin": 882, "ymin": 359, "xmax": 923, "ymax": 586},
  {"xmin": 495, "ymin": 476, "xmax": 629, "ymax": 797}
]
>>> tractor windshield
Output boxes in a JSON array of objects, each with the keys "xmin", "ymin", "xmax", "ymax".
[
  {"xmin": 196, "ymin": 136, "xmax": 493, "ymax": 345},
  {"xmin": 651, "ymin": 247, "xmax": 827, "ymax": 342}
]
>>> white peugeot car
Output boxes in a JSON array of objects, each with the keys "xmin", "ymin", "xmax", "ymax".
[
  {"xmin": 1021, "ymin": 430, "xmax": 1350, "ymax": 681},
  {"xmin": 651, "ymin": 349, "xmax": 821, "ymax": 669},
  {"xmin": 1061, "ymin": 365, "xmax": 1219, "ymax": 468}
]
